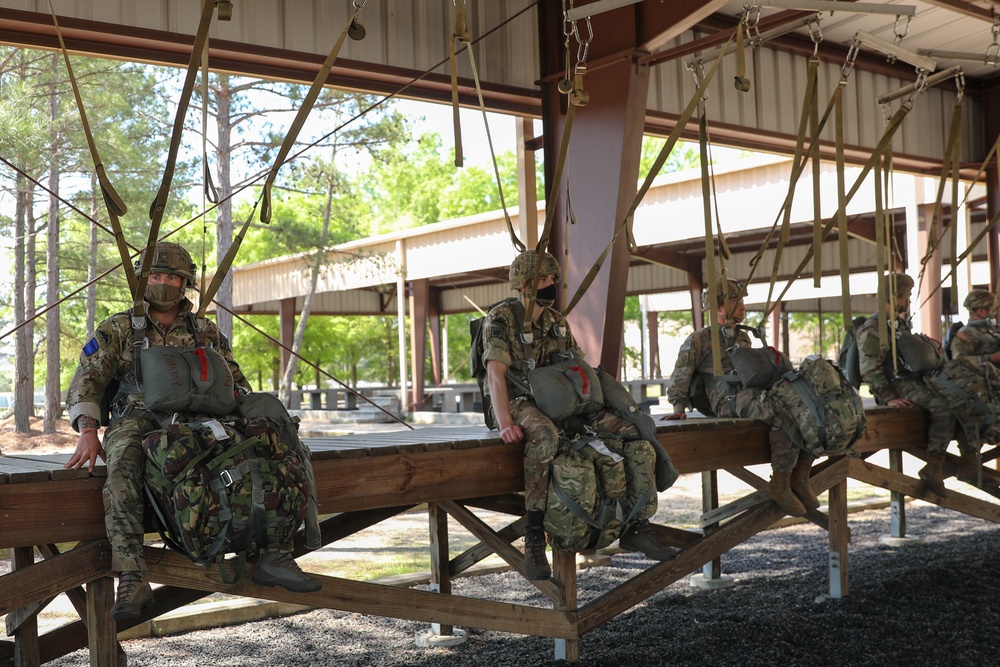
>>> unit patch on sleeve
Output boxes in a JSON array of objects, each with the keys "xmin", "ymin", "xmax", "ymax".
[{"xmin": 83, "ymin": 337, "xmax": 100, "ymax": 357}]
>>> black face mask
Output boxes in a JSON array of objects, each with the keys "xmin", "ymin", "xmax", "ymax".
[{"xmin": 535, "ymin": 283, "xmax": 557, "ymax": 307}]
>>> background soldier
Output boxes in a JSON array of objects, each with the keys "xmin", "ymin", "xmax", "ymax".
[
  {"xmin": 64, "ymin": 242, "xmax": 317, "ymax": 622},
  {"xmin": 951, "ymin": 289, "xmax": 1000, "ymax": 364},
  {"xmin": 855, "ymin": 272, "xmax": 957, "ymax": 496},
  {"xmin": 481, "ymin": 250, "xmax": 676, "ymax": 580},
  {"xmin": 663, "ymin": 279, "xmax": 816, "ymax": 517}
]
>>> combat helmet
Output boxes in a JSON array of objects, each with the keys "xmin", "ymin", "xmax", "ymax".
[
  {"xmin": 134, "ymin": 242, "xmax": 197, "ymax": 288},
  {"xmin": 509, "ymin": 250, "xmax": 560, "ymax": 292},
  {"xmin": 964, "ymin": 289, "xmax": 996, "ymax": 312},
  {"xmin": 702, "ymin": 278, "xmax": 747, "ymax": 311},
  {"xmin": 884, "ymin": 272, "xmax": 914, "ymax": 301}
]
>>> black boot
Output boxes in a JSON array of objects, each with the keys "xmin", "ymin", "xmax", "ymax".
[
  {"xmin": 619, "ymin": 520, "xmax": 678, "ymax": 561},
  {"xmin": 523, "ymin": 526, "xmax": 551, "ymax": 580}
]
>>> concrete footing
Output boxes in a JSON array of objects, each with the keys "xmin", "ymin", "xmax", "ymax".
[
  {"xmin": 415, "ymin": 628, "xmax": 467, "ymax": 647},
  {"xmin": 689, "ymin": 574, "xmax": 735, "ymax": 590},
  {"xmin": 879, "ymin": 534, "xmax": 921, "ymax": 547}
]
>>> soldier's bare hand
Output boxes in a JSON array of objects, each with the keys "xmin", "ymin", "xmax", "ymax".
[
  {"xmin": 660, "ymin": 412, "xmax": 687, "ymax": 421},
  {"xmin": 887, "ymin": 398, "xmax": 913, "ymax": 408},
  {"xmin": 65, "ymin": 431, "xmax": 105, "ymax": 472},
  {"xmin": 499, "ymin": 424, "xmax": 523, "ymax": 444}
]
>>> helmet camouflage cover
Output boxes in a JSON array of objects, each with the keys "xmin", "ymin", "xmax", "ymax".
[
  {"xmin": 702, "ymin": 278, "xmax": 747, "ymax": 310},
  {"xmin": 509, "ymin": 250, "xmax": 561, "ymax": 292},
  {"xmin": 885, "ymin": 272, "xmax": 914, "ymax": 302},
  {"xmin": 964, "ymin": 288, "xmax": 996, "ymax": 311},
  {"xmin": 134, "ymin": 241, "xmax": 197, "ymax": 287}
]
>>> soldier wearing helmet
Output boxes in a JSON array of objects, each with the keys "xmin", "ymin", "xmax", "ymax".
[
  {"xmin": 480, "ymin": 250, "xmax": 677, "ymax": 580},
  {"xmin": 951, "ymin": 289, "xmax": 1000, "ymax": 365},
  {"xmin": 65, "ymin": 241, "xmax": 322, "ymax": 618},
  {"xmin": 854, "ymin": 272, "xmax": 958, "ymax": 496},
  {"xmin": 664, "ymin": 278, "xmax": 819, "ymax": 517}
]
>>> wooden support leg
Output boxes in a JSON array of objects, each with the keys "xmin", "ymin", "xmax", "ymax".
[
  {"xmin": 551, "ymin": 549, "xmax": 578, "ymax": 664},
  {"xmin": 86, "ymin": 575, "xmax": 117, "ymax": 667},
  {"xmin": 427, "ymin": 503, "xmax": 452, "ymax": 636},
  {"xmin": 12, "ymin": 547, "xmax": 40, "ymax": 667},
  {"xmin": 692, "ymin": 471, "xmax": 734, "ymax": 590},
  {"xmin": 827, "ymin": 480, "xmax": 849, "ymax": 599}
]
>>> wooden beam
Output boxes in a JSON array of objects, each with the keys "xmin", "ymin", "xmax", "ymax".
[
  {"xmin": 145, "ymin": 549, "xmax": 579, "ymax": 639},
  {"xmin": 0, "ymin": 542, "xmax": 109, "ymax": 617}
]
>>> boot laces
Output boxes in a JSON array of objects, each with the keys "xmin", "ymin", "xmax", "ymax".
[
  {"xmin": 525, "ymin": 528, "xmax": 547, "ymax": 564},
  {"xmin": 117, "ymin": 572, "xmax": 142, "ymax": 600}
]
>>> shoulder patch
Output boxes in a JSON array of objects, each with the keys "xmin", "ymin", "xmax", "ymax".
[{"xmin": 83, "ymin": 337, "xmax": 100, "ymax": 357}]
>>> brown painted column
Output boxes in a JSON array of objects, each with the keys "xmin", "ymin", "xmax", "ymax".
[
  {"xmin": 770, "ymin": 302, "xmax": 782, "ymax": 351},
  {"xmin": 984, "ymin": 84, "xmax": 1000, "ymax": 292},
  {"xmin": 689, "ymin": 266, "xmax": 705, "ymax": 331},
  {"xmin": 279, "ymin": 297, "xmax": 295, "ymax": 380},
  {"xmin": 646, "ymin": 310, "xmax": 661, "ymax": 377},
  {"xmin": 410, "ymin": 279, "xmax": 430, "ymax": 411},
  {"xmin": 517, "ymin": 117, "xmax": 540, "ymax": 249}
]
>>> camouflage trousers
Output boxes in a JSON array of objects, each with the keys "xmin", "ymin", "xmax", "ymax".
[
  {"xmin": 102, "ymin": 414, "xmax": 159, "ymax": 572},
  {"xmin": 510, "ymin": 399, "xmax": 656, "ymax": 519},
  {"xmin": 713, "ymin": 386, "xmax": 799, "ymax": 471},
  {"xmin": 889, "ymin": 378, "xmax": 957, "ymax": 455}
]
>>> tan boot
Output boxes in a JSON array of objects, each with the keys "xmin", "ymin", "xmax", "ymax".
[
  {"xmin": 111, "ymin": 571, "xmax": 154, "ymax": 622},
  {"xmin": 790, "ymin": 454, "xmax": 820, "ymax": 509},
  {"xmin": 956, "ymin": 449, "xmax": 982, "ymax": 486},
  {"xmin": 768, "ymin": 468, "xmax": 807, "ymax": 516},
  {"xmin": 523, "ymin": 526, "xmax": 551, "ymax": 580},
  {"xmin": 918, "ymin": 453, "xmax": 948, "ymax": 497}
]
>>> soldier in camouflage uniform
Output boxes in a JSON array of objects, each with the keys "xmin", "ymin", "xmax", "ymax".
[
  {"xmin": 482, "ymin": 250, "xmax": 676, "ymax": 580},
  {"xmin": 951, "ymin": 289, "xmax": 1000, "ymax": 364},
  {"xmin": 64, "ymin": 242, "xmax": 318, "ymax": 622},
  {"xmin": 855, "ymin": 272, "xmax": 957, "ymax": 496},
  {"xmin": 663, "ymin": 279, "xmax": 816, "ymax": 517}
]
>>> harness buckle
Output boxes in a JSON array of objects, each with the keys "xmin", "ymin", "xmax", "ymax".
[{"xmin": 219, "ymin": 469, "xmax": 235, "ymax": 487}]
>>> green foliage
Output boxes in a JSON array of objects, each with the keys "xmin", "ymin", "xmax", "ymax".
[
  {"xmin": 787, "ymin": 311, "xmax": 846, "ymax": 358},
  {"xmin": 637, "ymin": 138, "xmax": 700, "ymax": 180}
]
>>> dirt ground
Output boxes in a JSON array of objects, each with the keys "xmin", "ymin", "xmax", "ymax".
[{"xmin": 0, "ymin": 415, "xmax": 78, "ymax": 455}]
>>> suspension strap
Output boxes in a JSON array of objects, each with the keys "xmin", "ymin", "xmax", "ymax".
[
  {"xmin": 259, "ymin": 1, "xmax": 366, "ymax": 224},
  {"xmin": 47, "ymin": 0, "xmax": 135, "ymax": 297},
  {"xmin": 834, "ymin": 83, "xmax": 853, "ymax": 333},
  {"xmin": 449, "ymin": 0, "xmax": 472, "ymax": 167},
  {"xmin": 699, "ymin": 113, "xmax": 725, "ymax": 377},
  {"xmin": 873, "ymin": 144, "xmax": 894, "ymax": 371},
  {"xmin": 198, "ymin": 201, "xmax": 260, "ymax": 319}
]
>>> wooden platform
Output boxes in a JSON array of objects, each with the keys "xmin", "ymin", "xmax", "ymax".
[{"xmin": 2, "ymin": 407, "xmax": 1000, "ymax": 665}]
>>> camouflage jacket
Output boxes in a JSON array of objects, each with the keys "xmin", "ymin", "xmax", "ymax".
[
  {"xmin": 480, "ymin": 299, "xmax": 582, "ymax": 399},
  {"xmin": 667, "ymin": 325, "xmax": 751, "ymax": 413},
  {"xmin": 951, "ymin": 319, "xmax": 1000, "ymax": 364},
  {"xmin": 855, "ymin": 314, "xmax": 909, "ymax": 403},
  {"xmin": 66, "ymin": 299, "xmax": 251, "ymax": 431}
]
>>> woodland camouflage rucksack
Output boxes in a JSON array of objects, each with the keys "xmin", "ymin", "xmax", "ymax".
[
  {"xmin": 143, "ymin": 416, "xmax": 310, "ymax": 579},
  {"xmin": 544, "ymin": 435, "xmax": 655, "ymax": 552},
  {"xmin": 767, "ymin": 356, "xmax": 866, "ymax": 458}
]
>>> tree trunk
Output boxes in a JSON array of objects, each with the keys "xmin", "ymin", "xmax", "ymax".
[
  {"xmin": 13, "ymin": 176, "xmax": 32, "ymax": 432},
  {"xmin": 213, "ymin": 74, "xmax": 234, "ymax": 339},
  {"xmin": 44, "ymin": 68, "xmax": 62, "ymax": 433}
]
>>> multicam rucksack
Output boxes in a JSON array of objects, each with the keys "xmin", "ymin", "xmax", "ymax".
[
  {"xmin": 544, "ymin": 435, "xmax": 654, "ymax": 552},
  {"xmin": 923, "ymin": 356, "xmax": 1000, "ymax": 447},
  {"xmin": 143, "ymin": 416, "xmax": 310, "ymax": 579},
  {"xmin": 766, "ymin": 356, "xmax": 866, "ymax": 458}
]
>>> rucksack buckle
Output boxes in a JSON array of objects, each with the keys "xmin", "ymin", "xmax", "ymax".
[{"xmin": 219, "ymin": 469, "xmax": 235, "ymax": 487}]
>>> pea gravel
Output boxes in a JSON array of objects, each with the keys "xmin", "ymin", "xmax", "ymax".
[{"xmin": 45, "ymin": 503, "xmax": 1000, "ymax": 667}]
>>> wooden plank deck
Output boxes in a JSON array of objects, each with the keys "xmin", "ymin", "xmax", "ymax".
[{"xmin": 2, "ymin": 407, "xmax": 999, "ymax": 665}]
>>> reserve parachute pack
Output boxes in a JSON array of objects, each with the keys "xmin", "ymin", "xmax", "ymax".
[
  {"xmin": 527, "ymin": 354, "xmax": 604, "ymax": 422},
  {"xmin": 728, "ymin": 325, "xmax": 794, "ymax": 389},
  {"xmin": 139, "ymin": 344, "xmax": 237, "ymax": 416},
  {"xmin": 544, "ymin": 435, "xmax": 655, "ymax": 552},
  {"xmin": 896, "ymin": 330, "xmax": 944, "ymax": 375},
  {"xmin": 923, "ymin": 356, "xmax": 1000, "ymax": 447},
  {"xmin": 766, "ymin": 355, "xmax": 866, "ymax": 457},
  {"xmin": 143, "ymin": 415, "xmax": 311, "ymax": 579}
]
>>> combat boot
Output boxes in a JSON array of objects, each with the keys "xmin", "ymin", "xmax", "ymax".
[
  {"xmin": 918, "ymin": 453, "xmax": 948, "ymax": 497},
  {"xmin": 252, "ymin": 551, "xmax": 322, "ymax": 593},
  {"xmin": 767, "ymin": 469, "xmax": 807, "ymax": 516},
  {"xmin": 956, "ymin": 449, "xmax": 982, "ymax": 486},
  {"xmin": 789, "ymin": 453, "xmax": 820, "ymax": 509},
  {"xmin": 618, "ymin": 520, "xmax": 678, "ymax": 561},
  {"xmin": 523, "ymin": 526, "xmax": 551, "ymax": 580},
  {"xmin": 111, "ymin": 570, "xmax": 154, "ymax": 622}
]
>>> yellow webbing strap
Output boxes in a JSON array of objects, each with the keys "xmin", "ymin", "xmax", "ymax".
[
  {"xmin": 915, "ymin": 97, "xmax": 963, "ymax": 292},
  {"xmin": 834, "ymin": 84, "xmax": 852, "ymax": 332},
  {"xmin": 925, "ymin": 205, "xmax": 1000, "ymax": 305},
  {"xmin": 768, "ymin": 101, "xmax": 914, "ymax": 314},
  {"xmin": 259, "ymin": 13, "xmax": 355, "ymax": 224},
  {"xmin": 197, "ymin": 201, "xmax": 260, "ymax": 318},
  {"xmin": 449, "ymin": 0, "xmax": 471, "ymax": 168},
  {"xmin": 810, "ymin": 62, "xmax": 822, "ymax": 288},
  {"xmin": 202, "ymin": 46, "xmax": 219, "ymax": 206},
  {"xmin": 873, "ymin": 145, "xmax": 892, "ymax": 367},
  {"xmin": 949, "ymin": 110, "xmax": 962, "ymax": 314},
  {"xmin": 699, "ymin": 113, "xmax": 724, "ymax": 377},
  {"xmin": 47, "ymin": 0, "xmax": 135, "ymax": 296},
  {"xmin": 763, "ymin": 57, "xmax": 819, "ymax": 313},
  {"xmin": 135, "ymin": 0, "xmax": 217, "ymax": 314}
]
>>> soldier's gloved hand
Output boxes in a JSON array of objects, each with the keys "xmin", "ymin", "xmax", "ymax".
[{"xmin": 65, "ymin": 430, "xmax": 105, "ymax": 472}]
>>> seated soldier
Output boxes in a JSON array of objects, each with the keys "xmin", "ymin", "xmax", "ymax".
[
  {"xmin": 481, "ymin": 250, "xmax": 677, "ymax": 580},
  {"xmin": 855, "ymin": 272, "xmax": 958, "ymax": 496},
  {"xmin": 950, "ymin": 289, "xmax": 1000, "ymax": 365},
  {"xmin": 662, "ymin": 279, "xmax": 816, "ymax": 517}
]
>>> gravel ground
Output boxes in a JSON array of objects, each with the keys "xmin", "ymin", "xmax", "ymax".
[{"xmin": 46, "ymin": 503, "xmax": 1000, "ymax": 667}]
